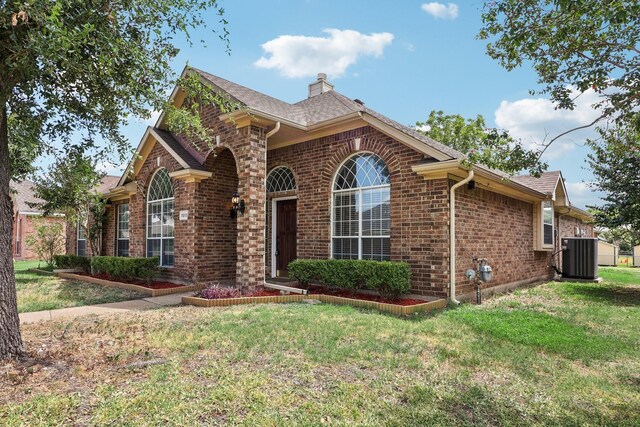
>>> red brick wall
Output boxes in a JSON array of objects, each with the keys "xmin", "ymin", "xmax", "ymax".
[
  {"xmin": 193, "ymin": 148, "xmax": 238, "ymax": 284},
  {"xmin": 454, "ymin": 186, "xmax": 594, "ymax": 297},
  {"xmin": 93, "ymin": 103, "xmax": 268, "ymax": 288},
  {"xmin": 454, "ymin": 186, "xmax": 552, "ymax": 296},
  {"xmin": 14, "ymin": 214, "xmax": 66, "ymax": 260},
  {"xmin": 267, "ymin": 126, "xmax": 450, "ymax": 297}
]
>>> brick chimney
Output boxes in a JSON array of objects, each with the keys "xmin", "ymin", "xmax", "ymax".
[{"xmin": 308, "ymin": 73, "xmax": 334, "ymax": 98}]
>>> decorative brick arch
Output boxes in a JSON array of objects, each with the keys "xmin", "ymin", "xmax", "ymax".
[{"xmin": 322, "ymin": 136, "xmax": 400, "ymax": 191}]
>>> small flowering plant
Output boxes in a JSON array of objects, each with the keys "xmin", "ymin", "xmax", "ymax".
[{"xmin": 196, "ymin": 285, "xmax": 242, "ymax": 300}]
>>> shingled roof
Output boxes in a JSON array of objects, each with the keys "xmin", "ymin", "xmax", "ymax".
[
  {"xmin": 189, "ymin": 69, "xmax": 583, "ymax": 206},
  {"xmin": 10, "ymin": 179, "xmax": 44, "ymax": 214},
  {"xmin": 511, "ymin": 171, "xmax": 562, "ymax": 196},
  {"xmin": 193, "ymin": 68, "xmax": 464, "ymax": 160}
]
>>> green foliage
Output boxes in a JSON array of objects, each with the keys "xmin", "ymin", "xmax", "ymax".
[
  {"xmin": 2, "ymin": 0, "xmax": 229, "ymax": 171},
  {"xmin": 587, "ymin": 123, "xmax": 640, "ymax": 240},
  {"xmin": 32, "ymin": 152, "xmax": 108, "ymax": 256},
  {"xmin": 24, "ymin": 219, "xmax": 65, "ymax": 268},
  {"xmin": 163, "ymin": 73, "xmax": 241, "ymax": 145},
  {"xmin": 288, "ymin": 259, "xmax": 412, "ymax": 300},
  {"xmin": 478, "ymin": 0, "xmax": 640, "ymax": 129},
  {"xmin": 53, "ymin": 255, "xmax": 91, "ymax": 272},
  {"xmin": 416, "ymin": 110, "xmax": 547, "ymax": 176},
  {"xmin": 90, "ymin": 256, "xmax": 159, "ymax": 282}
]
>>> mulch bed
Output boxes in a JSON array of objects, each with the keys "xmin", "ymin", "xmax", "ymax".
[
  {"xmin": 305, "ymin": 286, "xmax": 428, "ymax": 306},
  {"xmin": 78, "ymin": 273, "xmax": 184, "ymax": 290},
  {"xmin": 199, "ymin": 286, "xmax": 427, "ymax": 306}
]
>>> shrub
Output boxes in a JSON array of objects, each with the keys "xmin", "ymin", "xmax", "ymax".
[
  {"xmin": 287, "ymin": 259, "xmax": 322, "ymax": 287},
  {"xmin": 53, "ymin": 254, "xmax": 91, "ymax": 272},
  {"xmin": 196, "ymin": 285, "xmax": 242, "ymax": 299},
  {"xmin": 90, "ymin": 256, "xmax": 159, "ymax": 282},
  {"xmin": 288, "ymin": 259, "xmax": 412, "ymax": 300},
  {"xmin": 25, "ymin": 220, "xmax": 66, "ymax": 268}
]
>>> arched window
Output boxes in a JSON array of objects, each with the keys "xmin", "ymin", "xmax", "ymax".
[
  {"xmin": 332, "ymin": 153, "xmax": 391, "ymax": 261},
  {"xmin": 266, "ymin": 166, "xmax": 296, "ymax": 193},
  {"xmin": 147, "ymin": 169, "xmax": 174, "ymax": 267}
]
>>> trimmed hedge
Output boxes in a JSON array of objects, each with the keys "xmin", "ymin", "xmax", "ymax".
[
  {"xmin": 288, "ymin": 259, "xmax": 412, "ymax": 300},
  {"xmin": 90, "ymin": 256, "xmax": 159, "ymax": 282},
  {"xmin": 53, "ymin": 254, "xmax": 91, "ymax": 272}
]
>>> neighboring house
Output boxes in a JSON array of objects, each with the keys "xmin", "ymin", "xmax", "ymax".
[
  {"xmin": 634, "ymin": 245, "xmax": 640, "ymax": 267},
  {"xmin": 65, "ymin": 175, "xmax": 121, "ymax": 257},
  {"xmin": 10, "ymin": 179, "xmax": 66, "ymax": 260},
  {"xmin": 79, "ymin": 68, "xmax": 593, "ymax": 300}
]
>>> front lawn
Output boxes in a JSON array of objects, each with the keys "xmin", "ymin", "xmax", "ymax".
[
  {"xmin": 1, "ymin": 267, "xmax": 639, "ymax": 425},
  {"xmin": 14, "ymin": 260, "xmax": 147, "ymax": 313}
]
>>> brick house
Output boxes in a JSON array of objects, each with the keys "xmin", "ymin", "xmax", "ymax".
[
  {"xmin": 82, "ymin": 67, "xmax": 593, "ymax": 300},
  {"xmin": 66, "ymin": 175, "xmax": 121, "ymax": 257},
  {"xmin": 10, "ymin": 179, "xmax": 66, "ymax": 260}
]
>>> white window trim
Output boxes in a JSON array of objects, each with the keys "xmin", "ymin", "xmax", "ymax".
[
  {"xmin": 270, "ymin": 195, "xmax": 298, "ymax": 278},
  {"xmin": 77, "ymin": 218, "xmax": 87, "ymax": 256},
  {"xmin": 146, "ymin": 169, "xmax": 175, "ymax": 267},
  {"xmin": 541, "ymin": 200, "xmax": 554, "ymax": 249},
  {"xmin": 330, "ymin": 152, "xmax": 391, "ymax": 261},
  {"xmin": 116, "ymin": 203, "xmax": 130, "ymax": 257}
]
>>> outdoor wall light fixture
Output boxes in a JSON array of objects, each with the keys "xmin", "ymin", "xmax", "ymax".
[{"xmin": 230, "ymin": 192, "xmax": 245, "ymax": 218}]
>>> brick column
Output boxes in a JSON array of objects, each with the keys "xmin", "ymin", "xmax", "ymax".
[{"xmin": 236, "ymin": 125, "xmax": 267, "ymax": 289}]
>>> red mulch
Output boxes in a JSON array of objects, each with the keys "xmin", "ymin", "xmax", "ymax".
[
  {"xmin": 306, "ymin": 285, "xmax": 428, "ymax": 306},
  {"xmin": 77, "ymin": 272, "xmax": 184, "ymax": 289},
  {"xmin": 249, "ymin": 290, "xmax": 282, "ymax": 297}
]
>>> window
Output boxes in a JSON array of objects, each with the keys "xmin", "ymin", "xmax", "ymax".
[
  {"xmin": 77, "ymin": 218, "xmax": 87, "ymax": 257},
  {"xmin": 146, "ymin": 169, "xmax": 174, "ymax": 267},
  {"xmin": 332, "ymin": 153, "xmax": 391, "ymax": 261},
  {"xmin": 542, "ymin": 200, "xmax": 554, "ymax": 246},
  {"xmin": 117, "ymin": 203, "xmax": 130, "ymax": 257},
  {"xmin": 15, "ymin": 218, "xmax": 22, "ymax": 255},
  {"xmin": 266, "ymin": 166, "xmax": 296, "ymax": 193}
]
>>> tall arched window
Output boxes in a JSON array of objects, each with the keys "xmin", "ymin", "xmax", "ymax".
[
  {"xmin": 147, "ymin": 169, "xmax": 174, "ymax": 267},
  {"xmin": 332, "ymin": 153, "xmax": 391, "ymax": 261}
]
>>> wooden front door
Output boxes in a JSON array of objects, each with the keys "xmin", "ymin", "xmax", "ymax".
[{"xmin": 276, "ymin": 199, "xmax": 297, "ymax": 277}]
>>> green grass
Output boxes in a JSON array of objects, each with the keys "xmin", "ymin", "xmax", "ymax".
[
  {"xmin": 2, "ymin": 267, "xmax": 640, "ymax": 426},
  {"xmin": 14, "ymin": 260, "xmax": 146, "ymax": 313}
]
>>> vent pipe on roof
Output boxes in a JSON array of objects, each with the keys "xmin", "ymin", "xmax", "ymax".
[{"xmin": 308, "ymin": 73, "xmax": 334, "ymax": 98}]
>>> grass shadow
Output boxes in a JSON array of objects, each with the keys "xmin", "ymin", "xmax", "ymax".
[{"xmin": 559, "ymin": 283, "xmax": 640, "ymax": 306}]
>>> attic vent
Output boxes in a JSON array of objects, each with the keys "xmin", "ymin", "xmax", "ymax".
[
  {"xmin": 354, "ymin": 99, "xmax": 364, "ymax": 105},
  {"xmin": 308, "ymin": 73, "xmax": 334, "ymax": 98}
]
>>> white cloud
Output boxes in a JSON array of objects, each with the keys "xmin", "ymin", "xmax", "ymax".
[
  {"xmin": 254, "ymin": 29, "xmax": 394, "ymax": 78},
  {"xmin": 494, "ymin": 88, "xmax": 602, "ymax": 160},
  {"xmin": 421, "ymin": 3, "xmax": 459, "ymax": 20}
]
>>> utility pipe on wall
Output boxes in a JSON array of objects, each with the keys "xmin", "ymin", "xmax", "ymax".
[
  {"xmin": 449, "ymin": 169, "xmax": 474, "ymax": 304},
  {"xmin": 263, "ymin": 122, "xmax": 281, "ymax": 282}
]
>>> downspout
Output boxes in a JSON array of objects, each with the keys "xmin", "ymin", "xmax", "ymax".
[
  {"xmin": 449, "ymin": 169, "xmax": 474, "ymax": 304},
  {"xmin": 263, "ymin": 122, "xmax": 281, "ymax": 281}
]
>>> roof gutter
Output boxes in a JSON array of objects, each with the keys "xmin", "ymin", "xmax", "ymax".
[{"xmin": 449, "ymin": 169, "xmax": 474, "ymax": 305}]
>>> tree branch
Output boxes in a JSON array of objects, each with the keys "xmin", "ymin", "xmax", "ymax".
[{"xmin": 535, "ymin": 114, "xmax": 607, "ymax": 162}]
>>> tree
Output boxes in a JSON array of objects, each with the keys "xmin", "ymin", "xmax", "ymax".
[
  {"xmin": 32, "ymin": 152, "xmax": 107, "ymax": 260},
  {"xmin": 595, "ymin": 225, "xmax": 640, "ymax": 253},
  {"xmin": 1, "ymin": 1, "xmax": 228, "ymax": 359},
  {"xmin": 416, "ymin": 110, "xmax": 547, "ymax": 176},
  {"xmin": 25, "ymin": 219, "xmax": 65, "ymax": 268},
  {"xmin": 478, "ymin": 0, "xmax": 640, "ymax": 148},
  {"xmin": 587, "ymin": 123, "xmax": 640, "ymax": 240}
]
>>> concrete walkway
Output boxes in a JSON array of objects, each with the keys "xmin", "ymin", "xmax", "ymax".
[{"xmin": 19, "ymin": 292, "xmax": 192, "ymax": 324}]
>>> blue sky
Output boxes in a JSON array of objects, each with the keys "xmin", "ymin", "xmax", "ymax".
[{"xmin": 111, "ymin": 0, "xmax": 603, "ymax": 209}]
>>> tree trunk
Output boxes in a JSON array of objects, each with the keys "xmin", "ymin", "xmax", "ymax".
[{"xmin": 0, "ymin": 103, "xmax": 24, "ymax": 359}]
